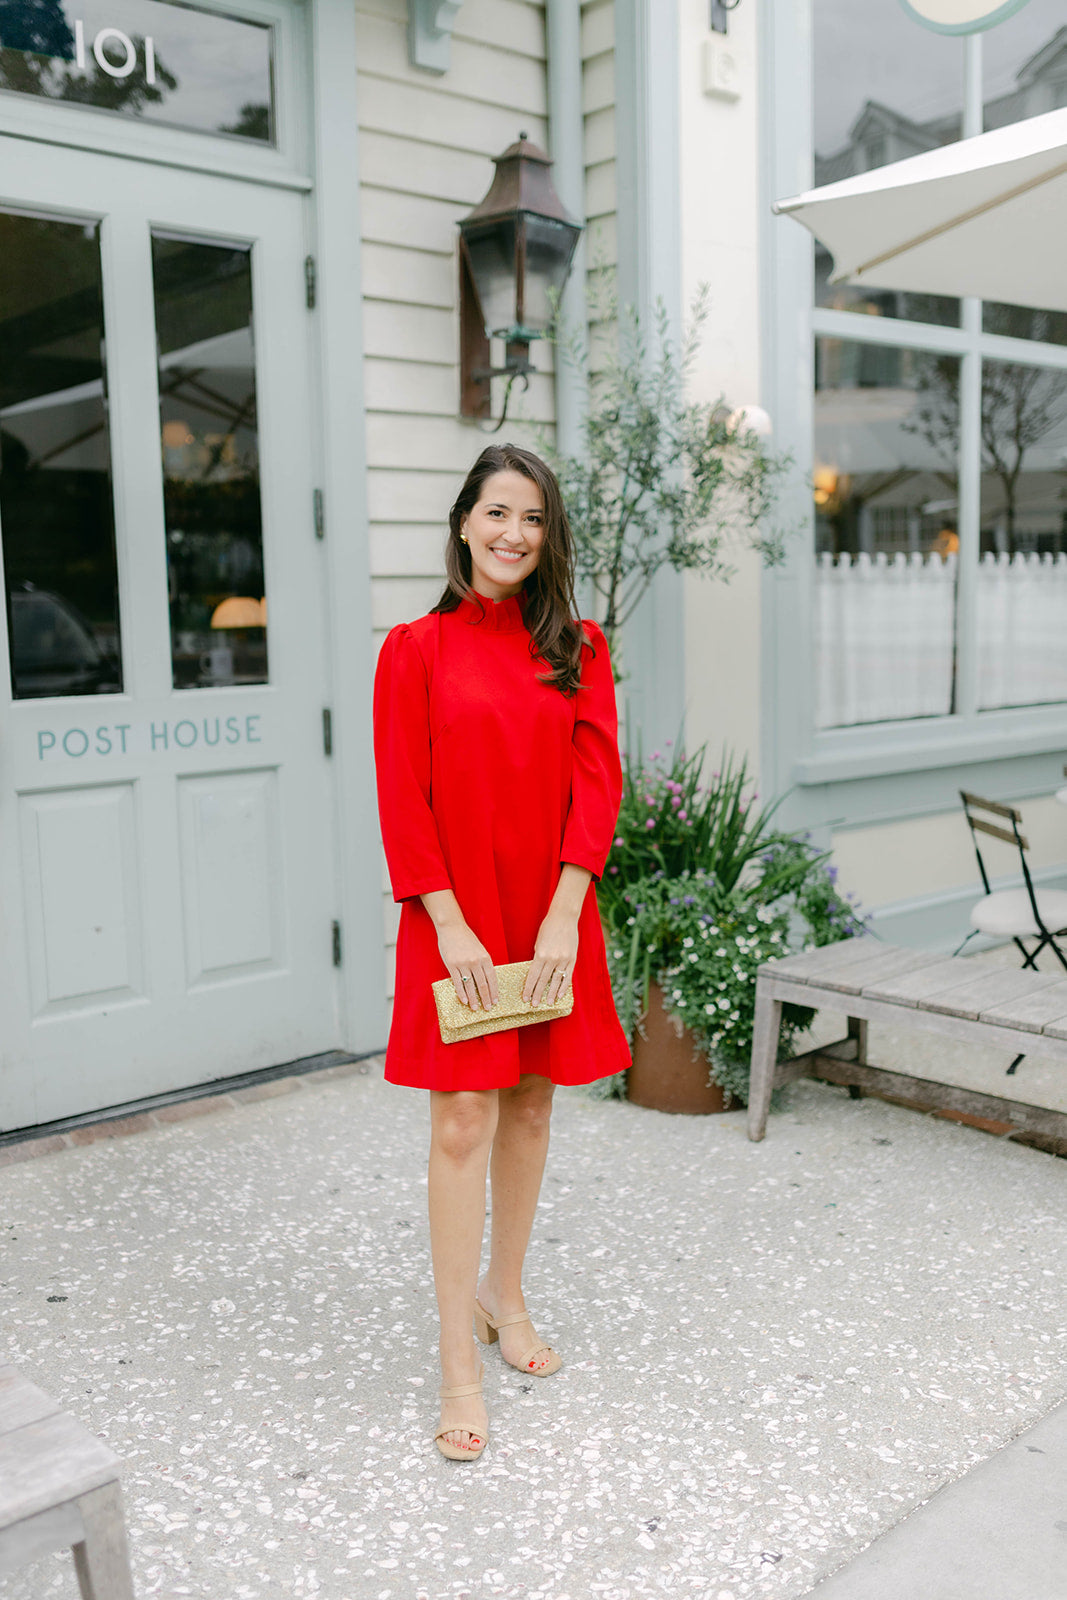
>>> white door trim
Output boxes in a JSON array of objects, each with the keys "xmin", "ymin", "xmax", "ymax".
[{"xmin": 304, "ymin": 0, "xmax": 389, "ymax": 1054}]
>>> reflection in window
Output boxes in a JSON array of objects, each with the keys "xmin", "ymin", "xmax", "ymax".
[
  {"xmin": 0, "ymin": 209, "xmax": 123, "ymax": 699},
  {"xmin": 982, "ymin": 0, "xmax": 1067, "ymax": 135},
  {"xmin": 813, "ymin": 338, "xmax": 960, "ymax": 728},
  {"xmin": 813, "ymin": 0, "xmax": 961, "ymax": 326},
  {"xmin": 977, "ymin": 358, "xmax": 1067, "ymax": 711},
  {"xmin": 151, "ymin": 234, "xmax": 267, "ymax": 690},
  {"xmin": 982, "ymin": 300, "xmax": 1067, "ymax": 350},
  {"xmin": 0, "ymin": 0, "xmax": 274, "ymax": 144}
]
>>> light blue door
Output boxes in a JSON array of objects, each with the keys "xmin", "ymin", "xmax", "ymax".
[{"xmin": 0, "ymin": 136, "xmax": 340, "ymax": 1129}]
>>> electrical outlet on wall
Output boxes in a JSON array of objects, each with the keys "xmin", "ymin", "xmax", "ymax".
[{"xmin": 703, "ymin": 37, "xmax": 741, "ymax": 101}]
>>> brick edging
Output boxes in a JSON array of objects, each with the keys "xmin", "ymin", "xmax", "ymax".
[{"xmin": 0, "ymin": 1056, "xmax": 386, "ymax": 1168}]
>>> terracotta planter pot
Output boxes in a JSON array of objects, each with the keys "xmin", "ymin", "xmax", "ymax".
[{"xmin": 626, "ymin": 982, "xmax": 728, "ymax": 1115}]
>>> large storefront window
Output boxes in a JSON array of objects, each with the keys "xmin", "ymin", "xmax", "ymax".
[{"xmin": 811, "ymin": 1, "xmax": 1067, "ymax": 730}]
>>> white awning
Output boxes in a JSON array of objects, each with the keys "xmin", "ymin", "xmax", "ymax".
[{"xmin": 775, "ymin": 106, "xmax": 1067, "ymax": 313}]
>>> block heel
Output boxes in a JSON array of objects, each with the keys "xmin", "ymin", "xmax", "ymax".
[{"xmin": 473, "ymin": 1297, "xmax": 561, "ymax": 1376}]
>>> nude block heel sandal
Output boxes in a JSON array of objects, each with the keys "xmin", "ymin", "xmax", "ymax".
[
  {"xmin": 434, "ymin": 1361, "xmax": 488, "ymax": 1462},
  {"xmin": 474, "ymin": 1299, "xmax": 562, "ymax": 1376}
]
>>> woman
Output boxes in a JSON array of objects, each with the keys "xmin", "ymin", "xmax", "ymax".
[{"xmin": 372, "ymin": 443, "xmax": 631, "ymax": 1462}]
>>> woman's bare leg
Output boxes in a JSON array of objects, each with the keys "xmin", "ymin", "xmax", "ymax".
[
  {"xmin": 476, "ymin": 1074, "xmax": 556, "ymax": 1372},
  {"xmin": 428, "ymin": 1087, "xmax": 497, "ymax": 1451}
]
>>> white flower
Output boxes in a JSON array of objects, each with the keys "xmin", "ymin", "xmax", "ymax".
[
  {"xmin": 705, "ymin": 1003, "xmax": 715, "ymax": 1014},
  {"xmin": 716, "ymin": 948, "xmax": 728, "ymax": 957},
  {"xmin": 626, "ymin": 916, "xmax": 635, "ymax": 926},
  {"xmin": 717, "ymin": 998, "xmax": 730, "ymax": 1010},
  {"xmin": 689, "ymin": 953, "xmax": 698, "ymax": 963},
  {"xmin": 682, "ymin": 936, "xmax": 694, "ymax": 948}
]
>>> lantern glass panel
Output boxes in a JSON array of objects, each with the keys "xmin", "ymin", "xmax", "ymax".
[
  {"xmin": 520, "ymin": 213, "xmax": 580, "ymax": 334},
  {"xmin": 463, "ymin": 218, "xmax": 518, "ymax": 338}
]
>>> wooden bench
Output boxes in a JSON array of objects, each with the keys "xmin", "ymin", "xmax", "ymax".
[
  {"xmin": 748, "ymin": 938, "xmax": 1067, "ymax": 1149},
  {"xmin": 0, "ymin": 1364, "xmax": 135, "ymax": 1598}
]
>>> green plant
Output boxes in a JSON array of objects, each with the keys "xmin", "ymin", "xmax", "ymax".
[
  {"xmin": 545, "ymin": 285, "xmax": 792, "ymax": 668},
  {"xmin": 597, "ymin": 744, "xmax": 813, "ymax": 930},
  {"xmin": 593, "ymin": 746, "xmax": 870, "ymax": 1105}
]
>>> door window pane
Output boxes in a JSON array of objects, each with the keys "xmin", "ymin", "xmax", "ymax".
[
  {"xmin": 814, "ymin": 337, "xmax": 960, "ymax": 728},
  {"xmin": 813, "ymin": 0, "xmax": 960, "ymax": 327},
  {"xmin": 152, "ymin": 234, "xmax": 267, "ymax": 689},
  {"xmin": 0, "ymin": 0, "xmax": 274, "ymax": 144},
  {"xmin": 977, "ymin": 357, "xmax": 1067, "ymax": 712},
  {"xmin": 0, "ymin": 209, "xmax": 123, "ymax": 699}
]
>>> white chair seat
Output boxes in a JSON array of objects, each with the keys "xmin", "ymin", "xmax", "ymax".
[{"xmin": 970, "ymin": 887, "xmax": 1067, "ymax": 938}]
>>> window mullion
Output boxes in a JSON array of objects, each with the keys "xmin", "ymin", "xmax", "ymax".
[{"xmin": 955, "ymin": 302, "xmax": 982, "ymax": 721}]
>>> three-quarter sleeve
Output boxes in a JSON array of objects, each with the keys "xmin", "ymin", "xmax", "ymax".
[
  {"xmin": 560, "ymin": 620, "xmax": 622, "ymax": 881},
  {"xmin": 373, "ymin": 624, "xmax": 453, "ymax": 904}
]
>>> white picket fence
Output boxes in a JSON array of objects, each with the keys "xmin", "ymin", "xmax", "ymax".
[{"xmin": 815, "ymin": 549, "xmax": 1067, "ymax": 727}]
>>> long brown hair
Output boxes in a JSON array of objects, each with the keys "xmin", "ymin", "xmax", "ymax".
[{"xmin": 432, "ymin": 443, "xmax": 586, "ymax": 696}]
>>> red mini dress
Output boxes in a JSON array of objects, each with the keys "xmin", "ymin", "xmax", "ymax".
[{"xmin": 372, "ymin": 590, "xmax": 632, "ymax": 1092}]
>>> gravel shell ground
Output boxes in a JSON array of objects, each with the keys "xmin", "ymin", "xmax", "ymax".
[{"xmin": 2, "ymin": 1057, "xmax": 1065, "ymax": 1599}]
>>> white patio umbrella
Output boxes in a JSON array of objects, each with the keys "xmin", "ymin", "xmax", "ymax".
[{"xmin": 775, "ymin": 105, "xmax": 1067, "ymax": 313}]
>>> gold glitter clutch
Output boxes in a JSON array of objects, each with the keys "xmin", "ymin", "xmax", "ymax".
[{"xmin": 432, "ymin": 959, "xmax": 574, "ymax": 1045}]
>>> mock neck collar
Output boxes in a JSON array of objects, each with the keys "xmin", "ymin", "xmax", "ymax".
[{"xmin": 456, "ymin": 589, "xmax": 528, "ymax": 633}]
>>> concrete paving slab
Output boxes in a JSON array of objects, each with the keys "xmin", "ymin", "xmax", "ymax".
[
  {"xmin": 808, "ymin": 1398, "xmax": 1067, "ymax": 1599},
  {"xmin": 0, "ymin": 1060, "xmax": 1065, "ymax": 1599}
]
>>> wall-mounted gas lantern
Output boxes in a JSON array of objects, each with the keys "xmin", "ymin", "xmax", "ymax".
[{"xmin": 458, "ymin": 133, "xmax": 582, "ymax": 421}]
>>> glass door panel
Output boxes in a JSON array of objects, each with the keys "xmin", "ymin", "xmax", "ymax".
[
  {"xmin": 0, "ymin": 208, "xmax": 123, "ymax": 698},
  {"xmin": 151, "ymin": 233, "xmax": 267, "ymax": 689}
]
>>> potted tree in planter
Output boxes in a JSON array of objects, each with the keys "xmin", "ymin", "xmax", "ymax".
[
  {"xmin": 546, "ymin": 288, "xmax": 790, "ymax": 670},
  {"xmin": 596, "ymin": 746, "xmax": 869, "ymax": 1112}
]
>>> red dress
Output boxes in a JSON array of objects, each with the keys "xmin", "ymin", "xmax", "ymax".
[{"xmin": 373, "ymin": 590, "xmax": 632, "ymax": 1091}]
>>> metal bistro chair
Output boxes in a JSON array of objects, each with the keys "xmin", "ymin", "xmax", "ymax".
[{"xmin": 957, "ymin": 790, "xmax": 1067, "ymax": 1074}]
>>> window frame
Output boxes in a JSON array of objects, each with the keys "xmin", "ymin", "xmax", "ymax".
[
  {"xmin": 760, "ymin": 0, "xmax": 1067, "ymax": 798},
  {"xmin": 0, "ymin": 0, "xmax": 311, "ymax": 191}
]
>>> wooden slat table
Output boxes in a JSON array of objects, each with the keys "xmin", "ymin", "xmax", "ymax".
[
  {"xmin": 0, "ymin": 1365, "xmax": 135, "ymax": 1597},
  {"xmin": 747, "ymin": 938, "xmax": 1067, "ymax": 1146}
]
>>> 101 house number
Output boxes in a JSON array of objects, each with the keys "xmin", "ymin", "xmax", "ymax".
[{"xmin": 73, "ymin": 19, "xmax": 159, "ymax": 82}]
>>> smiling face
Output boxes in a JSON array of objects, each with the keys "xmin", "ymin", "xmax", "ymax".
[{"xmin": 460, "ymin": 469, "xmax": 545, "ymax": 601}]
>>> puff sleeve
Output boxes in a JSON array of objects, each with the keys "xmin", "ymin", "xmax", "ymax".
[
  {"xmin": 559, "ymin": 620, "xmax": 622, "ymax": 881},
  {"xmin": 373, "ymin": 624, "xmax": 453, "ymax": 904}
]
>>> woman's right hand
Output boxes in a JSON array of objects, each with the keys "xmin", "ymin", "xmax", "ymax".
[
  {"xmin": 438, "ymin": 922, "xmax": 498, "ymax": 1010},
  {"xmin": 420, "ymin": 890, "xmax": 498, "ymax": 1010}
]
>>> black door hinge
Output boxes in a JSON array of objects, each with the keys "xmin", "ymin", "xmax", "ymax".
[
  {"xmin": 322, "ymin": 707, "xmax": 332, "ymax": 756},
  {"xmin": 304, "ymin": 255, "xmax": 317, "ymax": 309},
  {"xmin": 332, "ymin": 919, "xmax": 342, "ymax": 967},
  {"xmin": 313, "ymin": 487, "xmax": 325, "ymax": 539}
]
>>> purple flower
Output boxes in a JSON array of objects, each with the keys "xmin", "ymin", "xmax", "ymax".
[
  {"xmin": 614, "ymin": 836, "xmax": 624, "ymax": 847},
  {"xmin": 651, "ymin": 749, "xmax": 661, "ymax": 760},
  {"xmin": 683, "ymin": 895, "xmax": 695, "ymax": 906},
  {"xmin": 645, "ymin": 818, "xmax": 656, "ymax": 830},
  {"xmin": 678, "ymin": 810, "xmax": 688, "ymax": 821},
  {"xmin": 646, "ymin": 796, "xmax": 656, "ymax": 807},
  {"xmin": 609, "ymin": 865, "xmax": 619, "ymax": 874}
]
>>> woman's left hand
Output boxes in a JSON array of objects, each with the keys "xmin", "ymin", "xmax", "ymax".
[{"xmin": 525, "ymin": 910, "xmax": 580, "ymax": 1007}]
